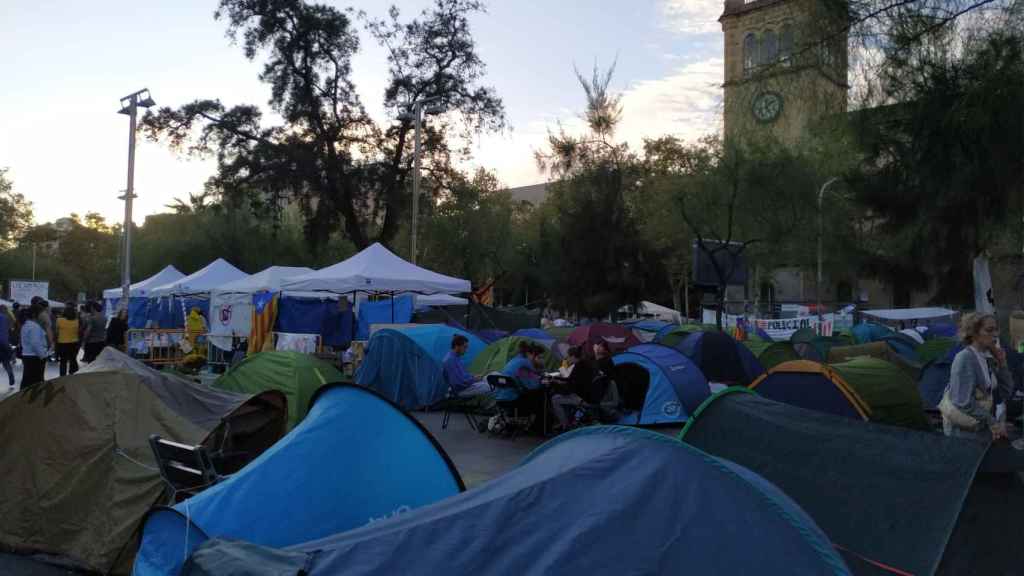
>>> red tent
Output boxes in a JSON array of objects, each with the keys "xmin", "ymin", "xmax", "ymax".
[{"xmin": 567, "ymin": 323, "xmax": 641, "ymax": 357}]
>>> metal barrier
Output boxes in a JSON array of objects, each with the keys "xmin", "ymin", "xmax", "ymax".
[{"xmin": 127, "ymin": 329, "xmax": 187, "ymax": 366}]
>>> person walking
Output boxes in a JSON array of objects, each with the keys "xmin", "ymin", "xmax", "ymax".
[
  {"xmin": 56, "ymin": 303, "xmax": 81, "ymax": 376},
  {"xmin": 82, "ymin": 301, "xmax": 107, "ymax": 362},
  {"xmin": 19, "ymin": 303, "xmax": 48, "ymax": 390},
  {"xmin": 0, "ymin": 304, "xmax": 15, "ymax": 389}
]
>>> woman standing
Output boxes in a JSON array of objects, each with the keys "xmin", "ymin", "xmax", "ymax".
[
  {"xmin": 56, "ymin": 303, "xmax": 81, "ymax": 376},
  {"xmin": 106, "ymin": 307, "xmax": 129, "ymax": 352},
  {"xmin": 940, "ymin": 313, "xmax": 1014, "ymax": 441},
  {"xmin": 19, "ymin": 303, "xmax": 47, "ymax": 390},
  {"xmin": 0, "ymin": 304, "xmax": 14, "ymax": 389},
  {"xmin": 82, "ymin": 301, "xmax": 107, "ymax": 362}
]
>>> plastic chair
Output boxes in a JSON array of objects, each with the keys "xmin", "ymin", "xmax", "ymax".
[
  {"xmin": 486, "ymin": 373, "xmax": 528, "ymax": 438},
  {"xmin": 148, "ymin": 434, "xmax": 224, "ymax": 504},
  {"xmin": 441, "ymin": 382, "xmax": 484, "ymax": 433}
]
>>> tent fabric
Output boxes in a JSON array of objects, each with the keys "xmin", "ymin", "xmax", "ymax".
[
  {"xmin": 627, "ymin": 319, "xmax": 672, "ymax": 342},
  {"xmin": 566, "ymin": 323, "xmax": 640, "ymax": 357},
  {"xmin": 474, "ymin": 329, "xmax": 508, "ymax": 343},
  {"xmin": 512, "ymin": 328, "xmax": 555, "ymax": 348},
  {"xmin": 356, "ymin": 295, "xmax": 415, "ymax": 339},
  {"xmin": 214, "ymin": 351, "xmax": 344, "ymax": 430},
  {"xmin": 675, "ymin": 331, "xmax": 765, "ymax": 386},
  {"xmin": 248, "ymin": 293, "xmax": 279, "ymax": 354},
  {"xmin": 744, "ymin": 340, "xmax": 801, "ymax": 370},
  {"xmin": 611, "ymin": 344, "xmax": 711, "ymax": 424},
  {"xmin": 830, "ymin": 357, "xmax": 931, "ymax": 430},
  {"xmin": 0, "ymin": 349, "xmax": 286, "ymax": 575},
  {"xmin": 851, "ymin": 322, "xmax": 894, "ymax": 344},
  {"xmin": 469, "ymin": 336, "xmax": 560, "ymax": 375},
  {"xmin": 209, "ymin": 267, "xmax": 316, "ymax": 346},
  {"xmin": 134, "ymin": 384, "xmax": 464, "ymax": 576},
  {"xmin": 281, "ymin": 243, "xmax": 470, "ymax": 295},
  {"xmin": 679, "ymin": 391, "xmax": 994, "ymax": 576},
  {"xmin": 917, "ymin": 338, "xmax": 958, "ymax": 364},
  {"xmin": 150, "ymin": 258, "xmax": 248, "ymax": 297},
  {"xmin": 827, "ymin": 341, "xmax": 922, "ymax": 381},
  {"xmin": 103, "ymin": 265, "xmax": 185, "ymax": 299},
  {"xmin": 355, "ymin": 325, "xmax": 486, "ymax": 409},
  {"xmin": 880, "ymin": 334, "xmax": 921, "ymax": 363},
  {"xmin": 413, "ymin": 293, "xmax": 468, "ymax": 308},
  {"xmin": 213, "ymin": 265, "xmax": 315, "ymax": 295},
  {"xmin": 181, "ymin": 426, "xmax": 851, "ymax": 576},
  {"xmin": 862, "ymin": 307, "xmax": 957, "ymax": 321},
  {"xmin": 275, "ymin": 296, "xmax": 341, "ymax": 336}
]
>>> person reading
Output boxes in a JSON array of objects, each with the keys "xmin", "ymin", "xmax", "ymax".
[{"xmin": 442, "ymin": 334, "xmax": 492, "ymax": 398}]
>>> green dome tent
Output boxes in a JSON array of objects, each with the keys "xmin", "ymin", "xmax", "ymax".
[
  {"xmin": 830, "ymin": 357, "xmax": 930, "ymax": 430},
  {"xmin": 655, "ymin": 324, "xmax": 716, "ymax": 348},
  {"xmin": 470, "ymin": 336, "xmax": 561, "ymax": 375},
  {"xmin": 544, "ymin": 326, "xmax": 576, "ymax": 342},
  {"xmin": 757, "ymin": 342, "xmax": 802, "ymax": 370},
  {"xmin": 215, "ymin": 351, "xmax": 345, "ymax": 430}
]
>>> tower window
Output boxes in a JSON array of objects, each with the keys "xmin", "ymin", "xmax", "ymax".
[
  {"xmin": 743, "ymin": 33, "xmax": 757, "ymax": 77},
  {"xmin": 780, "ymin": 24, "xmax": 794, "ymax": 66},
  {"xmin": 760, "ymin": 30, "xmax": 778, "ymax": 66}
]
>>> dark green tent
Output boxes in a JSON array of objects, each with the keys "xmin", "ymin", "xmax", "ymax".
[
  {"xmin": 917, "ymin": 338, "xmax": 958, "ymax": 364},
  {"xmin": 679, "ymin": 390, "xmax": 1020, "ymax": 576},
  {"xmin": 469, "ymin": 336, "xmax": 561, "ymax": 375},
  {"xmin": 656, "ymin": 324, "xmax": 716, "ymax": 348},
  {"xmin": 215, "ymin": 351, "xmax": 345, "ymax": 430},
  {"xmin": 545, "ymin": 326, "xmax": 576, "ymax": 341},
  {"xmin": 757, "ymin": 342, "xmax": 802, "ymax": 370},
  {"xmin": 830, "ymin": 357, "xmax": 930, "ymax": 430},
  {"xmin": 0, "ymin": 349, "xmax": 287, "ymax": 574}
]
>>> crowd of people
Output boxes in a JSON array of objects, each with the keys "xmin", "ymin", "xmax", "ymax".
[
  {"xmin": 0, "ymin": 298, "xmax": 130, "ymax": 392},
  {"xmin": 443, "ymin": 336, "xmax": 619, "ymax": 435}
]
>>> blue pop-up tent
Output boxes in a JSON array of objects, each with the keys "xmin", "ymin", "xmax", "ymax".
[
  {"xmin": 611, "ymin": 344, "xmax": 711, "ymax": 424},
  {"xmin": 133, "ymin": 384, "xmax": 464, "ymax": 576},
  {"xmin": 675, "ymin": 331, "xmax": 765, "ymax": 387},
  {"xmin": 179, "ymin": 426, "xmax": 851, "ymax": 576},
  {"xmin": 355, "ymin": 325, "xmax": 486, "ymax": 409},
  {"xmin": 104, "ymin": 265, "xmax": 186, "ymax": 328}
]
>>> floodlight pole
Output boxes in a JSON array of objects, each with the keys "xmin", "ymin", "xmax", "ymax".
[
  {"xmin": 118, "ymin": 89, "xmax": 154, "ymax": 305},
  {"xmin": 409, "ymin": 96, "xmax": 443, "ymax": 265},
  {"xmin": 817, "ymin": 177, "xmax": 841, "ymax": 321}
]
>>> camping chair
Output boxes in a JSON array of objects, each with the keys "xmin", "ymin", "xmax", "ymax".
[
  {"xmin": 441, "ymin": 380, "xmax": 487, "ymax": 433},
  {"xmin": 486, "ymin": 373, "xmax": 530, "ymax": 438},
  {"xmin": 148, "ymin": 434, "xmax": 225, "ymax": 504}
]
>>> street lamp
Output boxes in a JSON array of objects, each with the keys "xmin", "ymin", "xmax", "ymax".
[
  {"xmin": 401, "ymin": 96, "xmax": 446, "ymax": 264},
  {"xmin": 817, "ymin": 176, "xmax": 841, "ymax": 320},
  {"xmin": 117, "ymin": 88, "xmax": 155, "ymax": 304}
]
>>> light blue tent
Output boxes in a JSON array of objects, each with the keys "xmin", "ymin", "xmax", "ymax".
[
  {"xmin": 355, "ymin": 325, "xmax": 486, "ymax": 409},
  {"xmin": 179, "ymin": 427, "xmax": 850, "ymax": 576},
  {"xmin": 611, "ymin": 344, "xmax": 711, "ymax": 424},
  {"xmin": 133, "ymin": 384, "xmax": 464, "ymax": 576},
  {"xmin": 852, "ymin": 322, "xmax": 894, "ymax": 344}
]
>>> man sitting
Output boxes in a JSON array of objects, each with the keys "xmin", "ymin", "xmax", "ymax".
[{"xmin": 442, "ymin": 335, "xmax": 494, "ymax": 408}]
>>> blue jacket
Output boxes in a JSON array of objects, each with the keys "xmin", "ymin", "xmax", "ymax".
[
  {"xmin": 441, "ymin": 351, "xmax": 475, "ymax": 393},
  {"xmin": 495, "ymin": 356, "xmax": 541, "ymax": 402},
  {"xmin": 21, "ymin": 320, "xmax": 47, "ymax": 358}
]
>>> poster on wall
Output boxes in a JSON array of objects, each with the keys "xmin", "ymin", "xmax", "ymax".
[{"xmin": 9, "ymin": 280, "xmax": 49, "ymax": 305}]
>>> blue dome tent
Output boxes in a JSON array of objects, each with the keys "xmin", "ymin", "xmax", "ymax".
[
  {"xmin": 133, "ymin": 384, "xmax": 464, "ymax": 576},
  {"xmin": 512, "ymin": 328, "xmax": 556, "ymax": 348},
  {"xmin": 178, "ymin": 427, "xmax": 850, "ymax": 576},
  {"xmin": 355, "ymin": 325, "xmax": 486, "ymax": 409},
  {"xmin": 675, "ymin": 331, "xmax": 766, "ymax": 387},
  {"xmin": 851, "ymin": 322, "xmax": 893, "ymax": 344},
  {"xmin": 611, "ymin": 344, "xmax": 711, "ymax": 424}
]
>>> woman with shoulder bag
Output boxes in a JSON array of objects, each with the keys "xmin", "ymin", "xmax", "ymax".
[{"xmin": 940, "ymin": 313, "xmax": 1013, "ymax": 441}]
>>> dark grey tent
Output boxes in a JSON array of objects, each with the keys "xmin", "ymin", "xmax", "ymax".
[{"xmin": 679, "ymin": 389, "xmax": 1022, "ymax": 576}]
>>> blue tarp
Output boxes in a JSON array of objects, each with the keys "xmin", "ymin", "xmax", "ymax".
[
  {"xmin": 356, "ymin": 296, "xmax": 414, "ymax": 340},
  {"xmin": 107, "ymin": 297, "xmax": 152, "ymax": 329},
  {"xmin": 627, "ymin": 319, "xmax": 672, "ymax": 333},
  {"xmin": 144, "ymin": 297, "xmax": 207, "ymax": 329},
  {"xmin": 275, "ymin": 297, "xmax": 334, "ymax": 334},
  {"xmin": 852, "ymin": 322, "xmax": 893, "ymax": 344},
  {"xmin": 611, "ymin": 344, "xmax": 711, "ymax": 424},
  {"xmin": 321, "ymin": 308, "xmax": 354, "ymax": 348},
  {"xmin": 511, "ymin": 328, "xmax": 556, "ymax": 348},
  {"xmin": 134, "ymin": 384, "xmax": 464, "ymax": 576},
  {"xmin": 355, "ymin": 325, "xmax": 486, "ymax": 409},
  {"xmin": 180, "ymin": 427, "xmax": 850, "ymax": 576},
  {"xmin": 676, "ymin": 331, "xmax": 765, "ymax": 386}
]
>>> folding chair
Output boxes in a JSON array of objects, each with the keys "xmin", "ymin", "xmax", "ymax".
[
  {"xmin": 148, "ymin": 434, "xmax": 225, "ymax": 504},
  {"xmin": 486, "ymin": 373, "xmax": 529, "ymax": 438},
  {"xmin": 441, "ymin": 383, "xmax": 485, "ymax": 433}
]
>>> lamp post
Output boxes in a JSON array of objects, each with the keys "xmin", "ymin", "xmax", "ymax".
[
  {"xmin": 404, "ymin": 96, "xmax": 445, "ymax": 264},
  {"xmin": 817, "ymin": 176, "xmax": 841, "ymax": 320},
  {"xmin": 117, "ymin": 89, "xmax": 155, "ymax": 304}
]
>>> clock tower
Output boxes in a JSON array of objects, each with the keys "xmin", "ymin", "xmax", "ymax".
[{"xmin": 720, "ymin": 0, "xmax": 849, "ymax": 145}]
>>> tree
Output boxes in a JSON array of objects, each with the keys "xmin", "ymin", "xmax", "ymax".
[
  {"xmin": 851, "ymin": 27, "xmax": 1024, "ymax": 305},
  {"xmin": 0, "ymin": 169, "xmax": 34, "ymax": 250},
  {"xmin": 141, "ymin": 0, "xmax": 504, "ymax": 253},
  {"xmin": 534, "ymin": 63, "xmax": 666, "ymax": 318}
]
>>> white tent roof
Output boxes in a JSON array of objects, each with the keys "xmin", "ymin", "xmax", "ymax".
[
  {"xmin": 863, "ymin": 307, "xmax": 957, "ymax": 321},
  {"xmin": 413, "ymin": 293, "xmax": 468, "ymax": 308},
  {"xmin": 281, "ymin": 243, "xmax": 471, "ymax": 295},
  {"xmin": 103, "ymin": 265, "xmax": 186, "ymax": 299},
  {"xmin": 212, "ymin": 266, "xmax": 315, "ymax": 295},
  {"xmin": 150, "ymin": 259, "xmax": 248, "ymax": 297}
]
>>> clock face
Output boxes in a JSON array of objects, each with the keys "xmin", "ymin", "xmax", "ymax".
[{"xmin": 752, "ymin": 91, "xmax": 784, "ymax": 123}]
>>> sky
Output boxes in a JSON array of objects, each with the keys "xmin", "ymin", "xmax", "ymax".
[{"xmin": 0, "ymin": 0, "xmax": 725, "ymax": 225}]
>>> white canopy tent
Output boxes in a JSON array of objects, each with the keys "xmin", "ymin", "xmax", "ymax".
[
  {"xmin": 412, "ymin": 293, "xmax": 468, "ymax": 309},
  {"xmin": 208, "ymin": 266, "xmax": 316, "ymax": 347},
  {"xmin": 149, "ymin": 259, "xmax": 248, "ymax": 298},
  {"xmin": 862, "ymin": 308, "xmax": 957, "ymax": 321},
  {"xmin": 103, "ymin": 265, "xmax": 185, "ymax": 300},
  {"xmin": 281, "ymin": 243, "xmax": 471, "ymax": 295}
]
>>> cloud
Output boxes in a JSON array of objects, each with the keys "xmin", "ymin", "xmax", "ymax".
[
  {"xmin": 662, "ymin": 0, "xmax": 723, "ymax": 35},
  {"xmin": 464, "ymin": 56, "xmax": 724, "ymax": 188}
]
